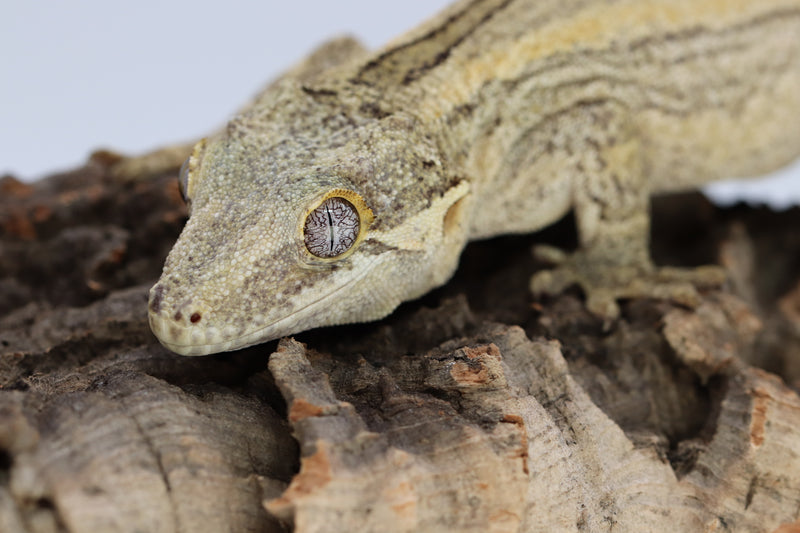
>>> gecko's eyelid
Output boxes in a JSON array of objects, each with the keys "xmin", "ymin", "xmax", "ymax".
[{"xmin": 178, "ymin": 157, "xmax": 191, "ymax": 204}]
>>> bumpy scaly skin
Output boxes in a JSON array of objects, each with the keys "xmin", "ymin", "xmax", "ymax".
[{"xmin": 148, "ymin": 0, "xmax": 800, "ymax": 355}]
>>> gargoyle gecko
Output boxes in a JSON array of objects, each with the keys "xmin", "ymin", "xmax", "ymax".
[{"xmin": 147, "ymin": 0, "xmax": 800, "ymax": 355}]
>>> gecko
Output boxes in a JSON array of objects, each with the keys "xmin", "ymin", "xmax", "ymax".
[{"xmin": 144, "ymin": 0, "xmax": 800, "ymax": 355}]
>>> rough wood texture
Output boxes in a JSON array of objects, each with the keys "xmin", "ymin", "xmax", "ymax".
[{"xmin": 1, "ymin": 158, "xmax": 799, "ymax": 532}]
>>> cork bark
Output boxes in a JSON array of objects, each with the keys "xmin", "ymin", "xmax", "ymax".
[{"xmin": 1, "ymin": 157, "xmax": 799, "ymax": 533}]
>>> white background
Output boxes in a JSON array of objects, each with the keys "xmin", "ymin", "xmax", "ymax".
[{"xmin": 2, "ymin": 1, "xmax": 798, "ymax": 207}]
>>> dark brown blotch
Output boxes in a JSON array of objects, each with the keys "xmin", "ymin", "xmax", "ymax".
[{"xmin": 190, "ymin": 313, "xmax": 202, "ymax": 324}]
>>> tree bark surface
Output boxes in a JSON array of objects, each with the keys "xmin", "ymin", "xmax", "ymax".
[{"xmin": 1, "ymin": 159, "xmax": 799, "ymax": 533}]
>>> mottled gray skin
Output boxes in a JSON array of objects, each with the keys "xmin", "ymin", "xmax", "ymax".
[{"xmin": 149, "ymin": 0, "xmax": 800, "ymax": 355}]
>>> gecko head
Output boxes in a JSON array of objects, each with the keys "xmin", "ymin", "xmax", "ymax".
[{"xmin": 148, "ymin": 117, "xmax": 471, "ymax": 355}]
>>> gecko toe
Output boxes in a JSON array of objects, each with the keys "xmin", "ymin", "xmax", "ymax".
[{"xmin": 530, "ymin": 246, "xmax": 727, "ymax": 319}]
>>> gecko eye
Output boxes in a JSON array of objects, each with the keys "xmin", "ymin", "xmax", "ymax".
[
  {"xmin": 304, "ymin": 197, "xmax": 361, "ymax": 258},
  {"xmin": 301, "ymin": 189, "xmax": 374, "ymax": 260}
]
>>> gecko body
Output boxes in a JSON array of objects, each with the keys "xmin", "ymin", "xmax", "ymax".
[{"xmin": 148, "ymin": 0, "xmax": 800, "ymax": 355}]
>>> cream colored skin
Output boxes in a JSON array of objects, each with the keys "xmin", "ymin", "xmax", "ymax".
[{"xmin": 147, "ymin": 0, "xmax": 800, "ymax": 355}]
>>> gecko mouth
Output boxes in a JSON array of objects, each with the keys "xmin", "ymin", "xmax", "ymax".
[
  {"xmin": 149, "ymin": 308, "xmax": 305, "ymax": 356},
  {"xmin": 148, "ymin": 257, "xmax": 380, "ymax": 356}
]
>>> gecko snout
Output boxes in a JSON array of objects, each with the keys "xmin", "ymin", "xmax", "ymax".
[
  {"xmin": 148, "ymin": 283, "xmax": 204, "ymax": 324},
  {"xmin": 147, "ymin": 283, "xmax": 229, "ymax": 355}
]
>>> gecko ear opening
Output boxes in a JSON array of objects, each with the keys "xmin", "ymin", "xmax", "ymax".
[{"xmin": 301, "ymin": 188, "xmax": 374, "ymax": 261}]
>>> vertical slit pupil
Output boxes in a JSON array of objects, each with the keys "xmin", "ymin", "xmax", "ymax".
[
  {"xmin": 304, "ymin": 197, "xmax": 361, "ymax": 258},
  {"xmin": 326, "ymin": 203, "xmax": 334, "ymax": 250}
]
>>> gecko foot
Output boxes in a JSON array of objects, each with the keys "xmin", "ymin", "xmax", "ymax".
[{"xmin": 529, "ymin": 244, "xmax": 727, "ymax": 320}]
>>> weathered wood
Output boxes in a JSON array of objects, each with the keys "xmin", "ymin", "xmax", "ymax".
[{"xmin": 1, "ymin": 158, "xmax": 799, "ymax": 532}]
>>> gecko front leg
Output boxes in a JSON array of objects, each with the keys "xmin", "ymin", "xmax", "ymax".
[{"xmin": 529, "ymin": 103, "xmax": 725, "ymax": 319}]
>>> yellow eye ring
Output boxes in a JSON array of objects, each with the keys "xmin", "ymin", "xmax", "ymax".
[{"xmin": 301, "ymin": 189, "xmax": 374, "ymax": 261}]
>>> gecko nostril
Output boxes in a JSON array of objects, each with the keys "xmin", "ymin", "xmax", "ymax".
[{"xmin": 190, "ymin": 312, "xmax": 202, "ymax": 323}]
